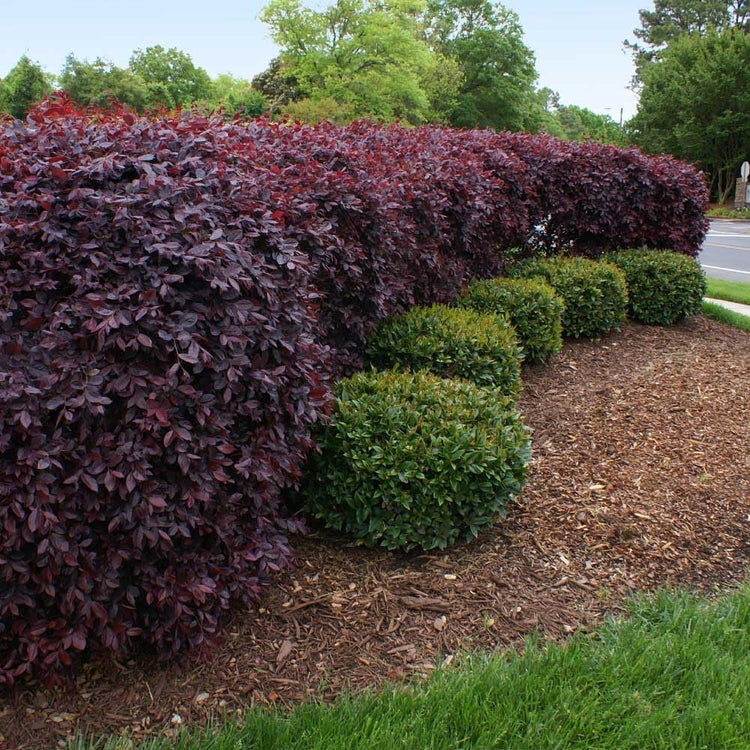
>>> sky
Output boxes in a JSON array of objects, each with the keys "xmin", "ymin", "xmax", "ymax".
[{"xmin": 0, "ymin": 0, "xmax": 646, "ymax": 121}]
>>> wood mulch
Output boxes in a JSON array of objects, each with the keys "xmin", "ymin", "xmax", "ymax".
[{"xmin": 1, "ymin": 316, "xmax": 749, "ymax": 749}]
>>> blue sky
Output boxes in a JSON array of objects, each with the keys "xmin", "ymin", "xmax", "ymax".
[{"xmin": 0, "ymin": 0, "xmax": 645, "ymax": 120}]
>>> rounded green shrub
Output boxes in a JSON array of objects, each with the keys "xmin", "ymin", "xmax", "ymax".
[
  {"xmin": 458, "ymin": 277, "xmax": 564, "ymax": 363},
  {"xmin": 606, "ymin": 249, "xmax": 706, "ymax": 325},
  {"xmin": 509, "ymin": 257, "xmax": 628, "ymax": 339},
  {"xmin": 366, "ymin": 304, "xmax": 522, "ymax": 397},
  {"xmin": 300, "ymin": 370, "xmax": 531, "ymax": 551}
]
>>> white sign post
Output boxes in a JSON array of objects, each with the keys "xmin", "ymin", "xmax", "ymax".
[{"xmin": 735, "ymin": 162, "xmax": 750, "ymax": 209}]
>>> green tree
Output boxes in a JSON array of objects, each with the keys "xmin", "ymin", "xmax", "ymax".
[
  {"xmin": 251, "ymin": 57, "xmax": 304, "ymax": 115},
  {"xmin": 60, "ymin": 56, "xmax": 156, "ymax": 111},
  {"xmin": 631, "ymin": 29, "xmax": 750, "ymax": 201},
  {"xmin": 260, "ymin": 0, "xmax": 453, "ymax": 124},
  {"xmin": 128, "ymin": 46, "xmax": 214, "ymax": 108},
  {"xmin": 625, "ymin": 0, "xmax": 749, "ymax": 84},
  {"xmin": 210, "ymin": 73, "xmax": 268, "ymax": 117},
  {"xmin": 554, "ymin": 104, "xmax": 628, "ymax": 146},
  {"xmin": 0, "ymin": 55, "xmax": 52, "ymax": 119},
  {"xmin": 424, "ymin": 0, "xmax": 541, "ymax": 131}
]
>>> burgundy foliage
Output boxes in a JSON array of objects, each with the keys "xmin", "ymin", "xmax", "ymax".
[
  {"xmin": 501, "ymin": 134, "xmax": 709, "ymax": 258},
  {"xmin": 238, "ymin": 121, "xmax": 533, "ymax": 372},
  {"xmin": 0, "ymin": 97, "xmax": 708, "ymax": 686},
  {"xmin": 0, "ymin": 98, "xmax": 330, "ymax": 686}
]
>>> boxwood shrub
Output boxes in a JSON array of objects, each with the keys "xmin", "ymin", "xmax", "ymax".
[
  {"xmin": 458, "ymin": 277, "xmax": 564, "ymax": 363},
  {"xmin": 510, "ymin": 257, "xmax": 628, "ymax": 339},
  {"xmin": 300, "ymin": 370, "xmax": 531, "ymax": 551},
  {"xmin": 366, "ymin": 305, "xmax": 522, "ymax": 397},
  {"xmin": 606, "ymin": 249, "xmax": 706, "ymax": 325}
]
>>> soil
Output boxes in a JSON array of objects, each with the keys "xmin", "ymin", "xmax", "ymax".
[{"xmin": 1, "ymin": 316, "xmax": 749, "ymax": 749}]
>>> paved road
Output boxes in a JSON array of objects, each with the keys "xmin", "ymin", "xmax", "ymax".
[{"xmin": 699, "ymin": 219, "xmax": 750, "ymax": 283}]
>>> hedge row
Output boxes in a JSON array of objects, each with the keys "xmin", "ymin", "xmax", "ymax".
[
  {"xmin": 0, "ymin": 97, "xmax": 709, "ymax": 685},
  {"xmin": 500, "ymin": 133, "xmax": 709, "ymax": 258}
]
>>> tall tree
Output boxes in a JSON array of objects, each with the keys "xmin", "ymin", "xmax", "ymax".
[
  {"xmin": 60, "ymin": 56, "xmax": 154, "ymax": 111},
  {"xmin": 0, "ymin": 56, "xmax": 52, "ymax": 119},
  {"xmin": 251, "ymin": 57, "xmax": 304, "ymax": 115},
  {"xmin": 424, "ymin": 0, "xmax": 542, "ymax": 132},
  {"xmin": 630, "ymin": 29, "xmax": 750, "ymax": 201},
  {"xmin": 129, "ymin": 46, "xmax": 214, "ymax": 108},
  {"xmin": 625, "ymin": 0, "xmax": 749, "ymax": 85},
  {"xmin": 260, "ymin": 0, "xmax": 453, "ymax": 124}
]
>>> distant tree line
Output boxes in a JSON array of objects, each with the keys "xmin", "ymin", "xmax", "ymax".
[
  {"xmin": 0, "ymin": 46, "xmax": 266, "ymax": 120},
  {"xmin": 1, "ymin": 4, "xmax": 627, "ymax": 146}
]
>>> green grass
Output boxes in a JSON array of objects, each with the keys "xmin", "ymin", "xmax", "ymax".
[
  {"xmin": 706, "ymin": 207, "xmax": 750, "ymax": 219},
  {"xmin": 702, "ymin": 301, "xmax": 750, "ymax": 332},
  {"xmin": 705, "ymin": 278, "xmax": 750, "ymax": 306},
  {"xmin": 78, "ymin": 582, "xmax": 750, "ymax": 750}
]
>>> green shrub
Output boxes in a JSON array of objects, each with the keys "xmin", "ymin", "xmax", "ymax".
[
  {"xmin": 458, "ymin": 277, "xmax": 564, "ymax": 363},
  {"xmin": 366, "ymin": 305, "xmax": 522, "ymax": 397},
  {"xmin": 706, "ymin": 206, "xmax": 750, "ymax": 219},
  {"xmin": 607, "ymin": 249, "xmax": 706, "ymax": 325},
  {"xmin": 300, "ymin": 370, "xmax": 531, "ymax": 551},
  {"xmin": 509, "ymin": 257, "xmax": 628, "ymax": 339}
]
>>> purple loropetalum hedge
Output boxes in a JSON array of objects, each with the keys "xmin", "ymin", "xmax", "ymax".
[
  {"xmin": 0, "ymin": 96, "xmax": 709, "ymax": 685},
  {"xmin": 500, "ymin": 133, "xmax": 709, "ymax": 257},
  {"xmin": 0, "ymin": 98, "xmax": 331, "ymax": 685}
]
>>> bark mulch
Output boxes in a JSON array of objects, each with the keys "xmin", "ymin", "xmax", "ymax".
[{"xmin": 2, "ymin": 316, "xmax": 749, "ymax": 749}]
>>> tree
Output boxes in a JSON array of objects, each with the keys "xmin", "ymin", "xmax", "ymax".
[
  {"xmin": 251, "ymin": 57, "xmax": 304, "ymax": 114},
  {"xmin": 59, "ymin": 56, "xmax": 155, "ymax": 111},
  {"xmin": 210, "ymin": 74, "xmax": 268, "ymax": 117},
  {"xmin": 260, "ymin": 0, "xmax": 453, "ymax": 124},
  {"xmin": 129, "ymin": 46, "xmax": 214, "ymax": 108},
  {"xmin": 0, "ymin": 56, "xmax": 52, "ymax": 119},
  {"xmin": 625, "ymin": 0, "xmax": 749, "ymax": 85},
  {"xmin": 424, "ymin": 0, "xmax": 542, "ymax": 131},
  {"xmin": 554, "ymin": 104, "xmax": 628, "ymax": 146},
  {"xmin": 630, "ymin": 29, "xmax": 750, "ymax": 202}
]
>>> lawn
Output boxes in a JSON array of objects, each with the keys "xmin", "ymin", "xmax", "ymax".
[
  {"xmin": 705, "ymin": 277, "xmax": 750, "ymax": 307},
  {"xmin": 703, "ymin": 277, "xmax": 750, "ymax": 332},
  {"xmin": 77, "ymin": 582, "xmax": 750, "ymax": 749},
  {"xmin": 702, "ymin": 301, "xmax": 750, "ymax": 332}
]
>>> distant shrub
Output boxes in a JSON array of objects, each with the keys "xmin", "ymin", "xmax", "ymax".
[
  {"xmin": 607, "ymin": 249, "xmax": 706, "ymax": 325},
  {"xmin": 510, "ymin": 257, "xmax": 628, "ymax": 339},
  {"xmin": 458, "ymin": 277, "xmax": 564, "ymax": 362},
  {"xmin": 301, "ymin": 370, "xmax": 531, "ymax": 551},
  {"xmin": 366, "ymin": 305, "xmax": 522, "ymax": 397}
]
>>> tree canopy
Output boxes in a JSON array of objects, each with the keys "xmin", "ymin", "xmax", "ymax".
[
  {"xmin": 630, "ymin": 28, "xmax": 750, "ymax": 201},
  {"xmin": 424, "ymin": 0, "xmax": 541, "ymax": 131},
  {"xmin": 260, "ymin": 0, "xmax": 446, "ymax": 124},
  {"xmin": 0, "ymin": 56, "xmax": 52, "ymax": 119},
  {"xmin": 625, "ymin": 0, "xmax": 749, "ymax": 84},
  {"xmin": 128, "ymin": 46, "xmax": 214, "ymax": 108}
]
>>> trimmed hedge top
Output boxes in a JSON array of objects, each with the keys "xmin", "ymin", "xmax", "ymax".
[
  {"xmin": 366, "ymin": 304, "xmax": 523, "ymax": 396},
  {"xmin": 300, "ymin": 369, "xmax": 531, "ymax": 551},
  {"xmin": 510, "ymin": 257, "xmax": 628, "ymax": 339},
  {"xmin": 607, "ymin": 249, "xmax": 706, "ymax": 325},
  {"xmin": 458, "ymin": 277, "xmax": 564, "ymax": 362}
]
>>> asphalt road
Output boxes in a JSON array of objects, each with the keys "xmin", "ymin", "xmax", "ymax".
[{"xmin": 699, "ymin": 219, "xmax": 750, "ymax": 283}]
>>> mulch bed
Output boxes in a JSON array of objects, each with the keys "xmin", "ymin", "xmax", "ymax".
[{"xmin": 2, "ymin": 316, "xmax": 749, "ymax": 749}]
